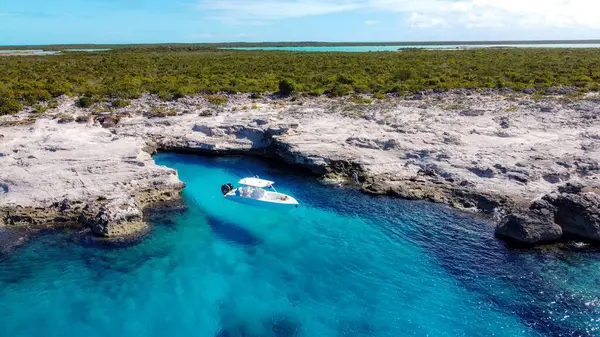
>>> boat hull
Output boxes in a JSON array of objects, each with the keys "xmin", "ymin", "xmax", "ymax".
[{"xmin": 224, "ymin": 194, "xmax": 299, "ymax": 210}]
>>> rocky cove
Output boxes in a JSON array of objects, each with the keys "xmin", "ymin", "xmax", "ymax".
[{"xmin": 0, "ymin": 91, "xmax": 599, "ymax": 248}]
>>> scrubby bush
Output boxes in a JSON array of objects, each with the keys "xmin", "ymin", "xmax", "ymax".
[
  {"xmin": 350, "ymin": 95, "xmax": 371, "ymax": 104},
  {"xmin": 327, "ymin": 83, "xmax": 353, "ymax": 97},
  {"xmin": 33, "ymin": 104, "xmax": 48, "ymax": 114},
  {"xmin": 278, "ymin": 79, "xmax": 296, "ymax": 96},
  {"xmin": 76, "ymin": 96, "xmax": 94, "ymax": 108},
  {"xmin": 0, "ymin": 98, "xmax": 22, "ymax": 115},
  {"xmin": 111, "ymin": 99, "xmax": 130, "ymax": 108},
  {"xmin": 57, "ymin": 113, "xmax": 74, "ymax": 123},
  {"xmin": 199, "ymin": 109, "xmax": 214, "ymax": 117},
  {"xmin": 205, "ymin": 95, "xmax": 228, "ymax": 105},
  {"xmin": 48, "ymin": 100, "xmax": 59, "ymax": 109},
  {"xmin": 0, "ymin": 47, "xmax": 599, "ymax": 106},
  {"xmin": 145, "ymin": 106, "xmax": 177, "ymax": 118}
]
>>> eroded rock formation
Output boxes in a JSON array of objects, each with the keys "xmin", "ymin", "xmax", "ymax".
[{"xmin": 1, "ymin": 92, "xmax": 599, "ymax": 245}]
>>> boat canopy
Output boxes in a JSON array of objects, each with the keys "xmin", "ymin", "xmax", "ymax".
[{"xmin": 238, "ymin": 177, "xmax": 274, "ymax": 188}]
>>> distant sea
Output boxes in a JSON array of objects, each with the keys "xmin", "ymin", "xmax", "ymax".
[
  {"xmin": 224, "ymin": 44, "xmax": 600, "ymax": 52},
  {"xmin": 0, "ymin": 49, "xmax": 111, "ymax": 55}
]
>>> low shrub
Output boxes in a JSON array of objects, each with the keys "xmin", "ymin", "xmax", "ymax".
[
  {"xmin": 145, "ymin": 106, "xmax": 177, "ymax": 118},
  {"xmin": 199, "ymin": 109, "xmax": 214, "ymax": 117},
  {"xmin": 205, "ymin": 95, "xmax": 228, "ymax": 106},
  {"xmin": 57, "ymin": 113, "xmax": 74, "ymax": 123},
  {"xmin": 350, "ymin": 95, "xmax": 372, "ymax": 104},
  {"xmin": 0, "ymin": 99, "xmax": 22, "ymax": 115},
  {"xmin": 33, "ymin": 104, "xmax": 48, "ymax": 114},
  {"xmin": 0, "ymin": 47, "xmax": 599, "ymax": 106},
  {"xmin": 76, "ymin": 96, "xmax": 94, "ymax": 108},
  {"xmin": 111, "ymin": 99, "xmax": 130, "ymax": 109},
  {"xmin": 278, "ymin": 79, "xmax": 296, "ymax": 96},
  {"xmin": 327, "ymin": 83, "xmax": 353, "ymax": 97},
  {"xmin": 373, "ymin": 92, "xmax": 386, "ymax": 100},
  {"xmin": 76, "ymin": 115, "xmax": 91, "ymax": 123}
]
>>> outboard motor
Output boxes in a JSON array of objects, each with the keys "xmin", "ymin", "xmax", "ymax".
[{"xmin": 221, "ymin": 183, "xmax": 234, "ymax": 195}]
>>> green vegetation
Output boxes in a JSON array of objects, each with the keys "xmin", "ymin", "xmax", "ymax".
[
  {"xmin": 350, "ymin": 95, "xmax": 372, "ymax": 104},
  {"xmin": 57, "ymin": 113, "xmax": 74, "ymax": 123},
  {"xmin": 111, "ymin": 98, "xmax": 130, "ymax": 108},
  {"xmin": 76, "ymin": 96, "xmax": 94, "ymax": 108},
  {"xmin": 205, "ymin": 95, "xmax": 229, "ymax": 106},
  {"xmin": 0, "ymin": 47, "xmax": 599, "ymax": 115},
  {"xmin": 33, "ymin": 104, "xmax": 48, "ymax": 114},
  {"xmin": 278, "ymin": 79, "xmax": 297, "ymax": 95},
  {"xmin": 145, "ymin": 106, "xmax": 177, "ymax": 118},
  {"xmin": 199, "ymin": 109, "xmax": 214, "ymax": 117}
]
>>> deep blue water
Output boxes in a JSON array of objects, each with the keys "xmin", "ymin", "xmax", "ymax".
[
  {"xmin": 1, "ymin": 153, "xmax": 600, "ymax": 336},
  {"xmin": 223, "ymin": 44, "xmax": 600, "ymax": 52}
]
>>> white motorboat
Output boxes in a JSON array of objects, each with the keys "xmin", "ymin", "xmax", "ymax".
[{"xmin": 221, "ymin": 177, "xmax": 299, "ymax": 210}]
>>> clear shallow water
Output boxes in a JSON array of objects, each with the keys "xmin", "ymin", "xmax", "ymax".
[
  {"xmin": 224, "ymin": 44, "xmax": 600, "ymax": 52},
  {"xmin": 0, "ymin": 48, "xmax": 111, "ymax": 55},
  {"xmin": 1, "ymin": 153, "xmax": 600, "ymax": 336},
  {"xmin": 0, "ymin": 49, "xmax": 59, "ymax": 55},
  {"xmin": 64, "ymin": 48, "xmax": 112, "ymax": 52}
]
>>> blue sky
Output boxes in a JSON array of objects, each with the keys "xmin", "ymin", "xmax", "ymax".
[{"xmin": 1, "ymin": 0, "xmax": 599, "ymax": 45}]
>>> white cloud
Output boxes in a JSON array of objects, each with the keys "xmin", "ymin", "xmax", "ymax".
[
  {"xmin": 371, "ymin": 0, "xmax": 600, "ymax": 29},
  {"xmin": 196, "ymin": 0, "xmax": 600, "ymax": 30},
  {"xmin": 364, "ymin": 20, "xmax": 378, "ymax": 25},
  {"xmin": 407, "ymin": 13, "xmax": 445, "ymax": 28}
]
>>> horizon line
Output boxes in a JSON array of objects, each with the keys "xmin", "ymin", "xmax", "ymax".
[{"xmin": 2, "ymin": 39, "xmax": 600, "ymax": 48}]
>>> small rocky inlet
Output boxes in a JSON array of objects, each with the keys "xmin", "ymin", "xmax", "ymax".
[{"xmin": 0, "ymin": 90, "xmax": 599, "ymax": 246}]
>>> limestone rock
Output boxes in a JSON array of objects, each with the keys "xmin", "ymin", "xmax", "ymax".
[
  {"xmin": 468, "ymin": 165, "xmax": 496, "ymax": 178},
  {"xmin": 0, "ymin": 119, "xmax": 184, "ymax": 239},
  {"xmin": 84, "ymin": 198, "xmax": 147, "ymax": 237},
  {"xmin": 496, "ymin": 201, "xmax": 562, "ymax": 244},
  {"xmin": 544, "ymin": 184, "xmax": 600, "ymax": 241},
  {"xmin": 496, "ymin": 184, "xmax": 600, "ymax": 244},
  {"xmin": 2, "ymin": 91, "xmax": 600, "ymax": 247}
]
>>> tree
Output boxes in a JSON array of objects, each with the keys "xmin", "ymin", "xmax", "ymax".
[
  {"xmin": 76, "ymin": 96, "xmax": 93, "ymax": 108},
  {"xmin": 278, "ymin": 79, "xmax": 296, "ymax": 96}
]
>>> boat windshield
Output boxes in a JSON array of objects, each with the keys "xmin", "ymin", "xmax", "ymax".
[
  {"xmin": 236, "ymin": 186, "xmax": 266, "ymax": 199},
  {"xmin": 238, "ymin": 177, "xmax": 274, "ymax": 188}
]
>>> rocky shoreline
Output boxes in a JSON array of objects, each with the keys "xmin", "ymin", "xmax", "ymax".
[{"xmin": 1, "ymin": 91, "xmax": 599, "ymax": 248}]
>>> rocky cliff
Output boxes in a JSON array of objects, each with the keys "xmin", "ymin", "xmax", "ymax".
[
  {"xmin": 0, "ymin": 119, "xmax": 184, "ymax": 239},
  {"xmin": 1, "ymin": 91, "xmax": 599, "ymax": 245}
]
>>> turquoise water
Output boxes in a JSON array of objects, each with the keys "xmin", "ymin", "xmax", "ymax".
[
  {"xmin": 224, "ymin": 44, "xmax": 600, "ymax": 52},
  {"xmin": 1, "ymin": 153, "xmax": 600, "ymax": 336},
  {"xmin": 0, "ymin": 49, "xmax": 110, "ymax": 55},
  {"xmin": 65, "ymin": 49, "xmax": 112, "ymax": 52},
  {"xmin": 0, "ymin": 49, "xmax": 59, "ymax": 55}
]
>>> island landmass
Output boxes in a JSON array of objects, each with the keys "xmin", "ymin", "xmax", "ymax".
[{"xmin": 0, "ymin": 46, "xmax": 599, "ymax": 249}]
